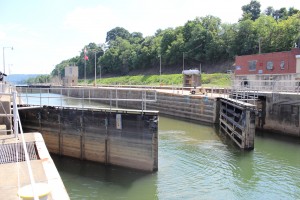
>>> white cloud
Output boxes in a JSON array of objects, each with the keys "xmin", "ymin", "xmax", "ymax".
[{"xmin": 64, "ymin": 5, "xmax": 118, "ymax": 43}]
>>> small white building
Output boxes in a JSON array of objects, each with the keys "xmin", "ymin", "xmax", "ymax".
[
  {"xmin": 63, "ymin": 66, "xmax": 78, "ymax": 86},
  {"xmin": 182, "ymin": 69, "xmax": 201, "ymax": 87}
]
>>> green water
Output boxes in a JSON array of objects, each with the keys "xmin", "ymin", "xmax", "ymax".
[
  {"xmin": 21, "ymin": 93, "xmax": 300, "ymax": 199},
  {"xmin": 52, "ymin": 116, "xmax": 300, "ymax": 200}
]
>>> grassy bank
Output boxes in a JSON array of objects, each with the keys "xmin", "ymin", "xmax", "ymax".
[{"xmin": 82, "ymin": 73, "xmax": 232, "ymax": 87}]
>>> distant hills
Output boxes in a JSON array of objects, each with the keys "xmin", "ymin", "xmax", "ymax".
[{"xmin": 6, "ymin": 74, "xmax": 43, "ymax": 85}]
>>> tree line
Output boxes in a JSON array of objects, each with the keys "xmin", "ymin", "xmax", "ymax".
[{"xmin": 48, "ymin": 0, "xmax": 299, "ymax": 82}]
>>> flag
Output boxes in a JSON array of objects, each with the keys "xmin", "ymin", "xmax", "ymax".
[{"xmin": 84, "ymin": 48, "xmax": 89, "ymax": 61}]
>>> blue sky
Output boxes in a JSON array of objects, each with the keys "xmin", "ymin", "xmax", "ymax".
[{"xmin": 0, "ymin": 0, "xmax": 299, "ymax": 74}]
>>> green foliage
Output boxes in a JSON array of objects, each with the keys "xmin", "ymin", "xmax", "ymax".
[
  {"xmin": 26, "ymin": 74, "xmax": 51, "ymax": 84},
  {"xmin": 241, "ymin": 0, "xmax": 261, "ymax": 21},
  {"xmin": 52, "ymin": 3, "xmax": 300, "ymax": 80},
  {"xmin": 265, "ymin": 6, "xmax": 299, "ymax": 21},
  {"xmin": 106, "ymin": 27, "xmax": 131, "ymax": 44}
]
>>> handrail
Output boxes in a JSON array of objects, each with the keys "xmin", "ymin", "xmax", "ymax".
[
  {"xmin": 232, "ymin": 79, "xmax": 300, "ymax": 93},
  {"xmin": 12, "ymin": 91, "xmax": 39, "ymax": 200},
  {"xmin": 17, "ymin": 86, "xmax": 157, "ymax": 110}
]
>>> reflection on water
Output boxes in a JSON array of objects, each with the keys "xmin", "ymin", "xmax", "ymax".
[
  {"xmin": 20, "ymin": 93, "xmax": 109, "ymax": 108},
  {"xmin": 52, "ymin": 155, "xmax": 157, "ymax": 200},
  {"xmin": 22, "ymin": 93, "xmax": 300, "ymax": 199}
]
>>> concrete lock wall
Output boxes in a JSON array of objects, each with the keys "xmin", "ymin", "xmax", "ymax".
[
  {"xmin": 18, "ymin": 106, "xmax": 158, "ymax": 172},
  {"xmin": 258, "ymin": 93, "xmax": 300, "ymax": 137},
  {"xmin": 147, "ymin": 93, "xmax": 217, "ymax": 124},
  {"xmin": 47, "ymin": 87, "xmax": 218, "ymax": 124}
]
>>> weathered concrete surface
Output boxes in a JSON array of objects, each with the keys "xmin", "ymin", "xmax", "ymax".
[
  {"xmin": 0, "ymin": 133, "xmax": 69, "ymax": 200},
  {"xmin": 147, "ymin": 92, "xmax": 217, "ymax": 123},
  {"xmin": 257, "ymin": 92, "xmax": 300, "ymax": 137},
  {"xmin": 19, "ymin": 106, "xmax": 158, "ymax": 172},
  {"xmin": 41, "ymin": 87, "xmax": 218, "ymax": 124}
]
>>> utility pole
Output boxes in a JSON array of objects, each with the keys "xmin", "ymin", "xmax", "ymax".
[
  {"xmin": 183, "ymin": 52, "xmax": 185, "ymax": 72},
  {"xmin": 159, "ymin": 55, "xmax": 162, "ymax": 86},
  {"xmin": 99, "ymin": 65, "xmax": 101, "ymax": 85},
  {"xmin": 94, "ymin": 51, "xmax": 97, "ymax": 86},
  {"xmin": 3, "ymin": 46, "xmax": 13, "ymax": 74},
  {"xmin": 84, "ymin": 56, "xmax": 86, "ymax": 86},
  {"xmin": 258, "ymin": 38, "xmax": 262, "ymax": 54}
]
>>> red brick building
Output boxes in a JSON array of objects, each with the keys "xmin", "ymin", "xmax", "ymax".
[
  {"xmin": 235, "ymin": 48, "xmax": 300, "ymax": 76},
  {"xmin": 233, "ymin": 48, "xmax": 300, "ymax": 90}
]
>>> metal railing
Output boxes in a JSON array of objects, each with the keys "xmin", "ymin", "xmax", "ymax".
[
  {"xmin": 0, "ymin": 90, "xmax": 39, "ymax": 199},
  {"xmin": 16, "ymin": 86, "xmax": 157, "ymax": 111},
  {"xmin": 232, "ymin": 79, "xmax": 300, "ymax": 93}
]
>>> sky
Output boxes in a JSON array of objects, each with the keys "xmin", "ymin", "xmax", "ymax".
[{"xmin": 0, "ymin": 0, "xmax": 299, "ymax": 74}]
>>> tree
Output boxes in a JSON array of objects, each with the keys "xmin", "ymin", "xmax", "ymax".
[
  {"xmin": 233, "ymin": 19, "xmax": 258, "ymax": 55},
  {"xmin": 26, "ymin": 74, "xmax": 51, "ymax": 84},
  {"xmin": 288, "ymin": 7, "xmax": 300, "ymax": 16},
  {"xmin": 51, "ymin": 11, "xmax": 300, "ymax": 77},
  {"xmin": 254, "ymin": 15, "xmax": 278, "ymax": 53},
  {"xmin": 265, "ymin": 6, "xmax": 275, "ymax": 16},
  {"xmin": 274, "ymin": 13, "xmax": 300, "ymax": 51},
  {"xmin": 219, "ymin": 23, "xmax": 237, "ymax": 59},
  {"xmin": 106, "ymin": 27, "xmax": 130, "ymax": 44},
  {"xmin": 276, "ymin": 8, "xmax": 288, "ymax": 20},
  {"xmin": 241, "ymin": 0, "xmax": 261, "ymax": 21},
  {"xmin": 129, "ymin": 32, "xmax": 144, "ymax": 44}
]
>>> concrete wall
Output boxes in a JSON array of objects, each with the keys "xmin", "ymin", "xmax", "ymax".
[
  {"xmin": 45, "ymin": 87, "xmax": 217, "ymax": 124},
  {"xmin": 18, "ymin": 106, "xmax": 158, "ymax": 172},
  {"xmin": 257, "ymin": 93, "xmax": 300, "ymax": 137},
  {"xmin": 18, "ymin": 86, "xmax": 217, "ymax": 124},
  {"xmin": 147, "ymin": 92, "xmax": 216, "ymax": 124}
]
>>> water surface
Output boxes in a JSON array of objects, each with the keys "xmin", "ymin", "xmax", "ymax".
[
  {"xmin": 52, "ymin": 117, "xmax": 300, "ymax": 200},
  {"xmin": 21, "ymin": 92, "xmax": 300, "ymax": 199}
]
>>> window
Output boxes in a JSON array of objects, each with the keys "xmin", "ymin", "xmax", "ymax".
[
  {"xmin": 266, "ymin": 61, "xmax": 273, "ymax": 70},
  {"xmin": 248, "ymin": 60, "xmax": 257, "ymax": 71},
  {"xmin": 280, "ymin": 61, "xmax": 285, "ymax": 70}
]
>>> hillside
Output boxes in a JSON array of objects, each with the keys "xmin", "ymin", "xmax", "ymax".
[{"xmin": 6, "ymin": 74, "xmax": 42, "ymax": 85}]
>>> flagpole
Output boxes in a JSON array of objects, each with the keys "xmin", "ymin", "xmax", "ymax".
[
  {"xmin": 84, "ymin": 57, "xmax": 86, "ymax": 86},
  {"xmin": 84, "ymin": 48, "xmax": 87, "ymax": 86}
]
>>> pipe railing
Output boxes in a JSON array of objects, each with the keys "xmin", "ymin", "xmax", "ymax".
[
  {"xmin": 16, "ymin": 86, "xmax": 157, "ymax": 111},
  {"xmin": 232, "ymin": 79, "xmax": 300, "ymax": 94},
  {"xmin": 12, "ymin": 91, "xmax": 39, "ymax": 200}
]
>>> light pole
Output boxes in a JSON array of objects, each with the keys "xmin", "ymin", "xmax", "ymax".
[
  {"xmin": 84, "ymin": 53, "xmax": 87, "ymax": 86},
  {"xmin": 182, "ymin": 52, "xmax": 185, "ymax": 72},
  {"xmin": 3, "ymin": 46, "xmax": 13, "ymax": 74},
  {"xmin": 94, "ymin": 51, "xmax": 97, "ymax": 86},
  {"xmin": 159, "ymin": 55, "xmax": 162, "ymax": 86},
  {"xmin": 99, "ymin": 65, "xmax": 101, "ymax": 84},
  {"xmin": 92, "ymin": 50, "xmax": 103, "ymax": 87},
  {"xmin": 183, "ymin": 43, "xmax": 203, "ymax": 72}
]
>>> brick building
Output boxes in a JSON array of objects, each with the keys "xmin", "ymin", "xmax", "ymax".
[{"xmin": 234, "ymin": 48, "xmax": 300, "ymax": 90}]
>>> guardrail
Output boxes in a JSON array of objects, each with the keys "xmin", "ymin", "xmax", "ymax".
[
  {"xmin": 16, "ymin": 86, "xmax": 157, "ymax": 112},
  {"xmin": 232, "ymin": 79, "xmax": 300, "ymax": 93}
]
